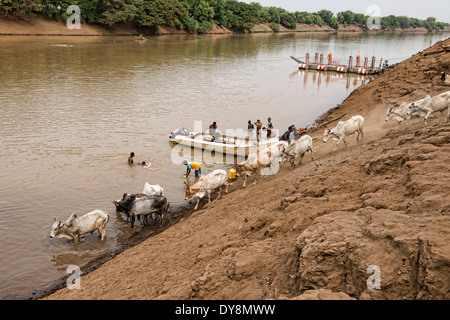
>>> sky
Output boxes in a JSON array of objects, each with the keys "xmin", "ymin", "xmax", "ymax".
[{"xmin": 240, "ymin": 0, "xmax": 450, "ymax": 23}]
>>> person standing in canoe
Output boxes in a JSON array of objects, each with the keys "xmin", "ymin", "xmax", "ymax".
[{"xmin": 254, "ymin": 119, "xmax": 263, "ymax": 141}]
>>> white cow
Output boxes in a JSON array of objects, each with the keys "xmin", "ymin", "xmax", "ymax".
[
  {"xmin": 142, "ymin": 182, "xmax": 164, "ymax": 196},
  {"xmin": 385, "ymin": 102, "xmax": 412, "ymax": 128},
  {"xmin": 407, "ymin": 91, "xmax": 450, "ymax": 126},
  {"xmin": 282, "ymin": 135, "xmax": 314, "ymax": 169},
  {"xmin": 184, "ymin": 169, "xmax": 229, "ymax": 210},
  {"xmin": 258, "ymin": 141, "xmax": 288, "ymax": 167},
  {"xmin": 50, "ymin": 210, "xmax": 109, "ymax": 244},
  {"xmin": 323, "ymin": 115, "xmax": 364, "ymax": 150},
  {"xmin": 385, "ymin": 99, "xmax": 428, "ymax": 128},
  {"xmin": 235, "ymin": 141, "xmax": 287, "ymax": 188}
]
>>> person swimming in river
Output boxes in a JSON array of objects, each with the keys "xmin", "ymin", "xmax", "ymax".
[
  {"xmin": 128, "ymin": 152, "xmax": 150, "ymax": 167},
  {"xmin": 140, "ymin": 161, "xmax": 151, "ymax": 168},
  {"xmin": 128, "ymin": 152, "xmax": 135, "ymax": 165}
]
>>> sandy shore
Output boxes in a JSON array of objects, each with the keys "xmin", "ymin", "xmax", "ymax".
[{"xmin": 41, "ymin": 38, "xmax": 450, "ymax": 300}]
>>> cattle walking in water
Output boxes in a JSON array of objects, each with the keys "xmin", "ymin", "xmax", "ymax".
[
  {"xmin": 50, "ymin": 210, "xmax": 109, "ymax": 244},
  {"xmin": 113, "ymin": 193, "xmax": 146, "ymax": 216},
  {"xmin": 323, "ymin": 115, "xmax": 364, "ymax": 150},
  {"xmin": 114, "ymin": 194, "xmax": 168, "ymax": 228}
]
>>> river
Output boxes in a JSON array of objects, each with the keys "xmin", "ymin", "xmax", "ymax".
[{"xmin": 0, "ymin": 31, "xmax": 448, "ymax": 299}]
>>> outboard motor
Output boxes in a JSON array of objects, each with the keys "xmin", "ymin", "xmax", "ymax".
[{"xmin": 170, "ymin": 127, "xmax": 189, "ymax": 139}]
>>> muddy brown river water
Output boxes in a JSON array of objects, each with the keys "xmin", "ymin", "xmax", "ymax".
[{"xmin": 0, "ymin": 31, "xmax": 448, "ymax": 299}]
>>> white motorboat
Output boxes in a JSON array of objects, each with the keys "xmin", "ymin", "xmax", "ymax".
[{"xmin": 169, "ymin": 127, "xmax": 279, "ymax": 156}]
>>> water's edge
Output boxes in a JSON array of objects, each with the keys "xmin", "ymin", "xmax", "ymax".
[{"xmin": 31, "ymin": 202, "xmax": 194, "ymax": 300}]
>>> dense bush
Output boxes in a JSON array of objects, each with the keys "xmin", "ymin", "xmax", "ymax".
[
  {"xmin": 269, "ymin": 21, "xmax": 278, "ymax": 32},
  {"xmin": 1, "ymin": 1, "xmax": 448, "ymax": 33}
]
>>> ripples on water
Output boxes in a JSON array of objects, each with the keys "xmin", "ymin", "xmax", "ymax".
[{"xmin": 0, "ymin": 32, "xmax": 448, "ymax": 299}]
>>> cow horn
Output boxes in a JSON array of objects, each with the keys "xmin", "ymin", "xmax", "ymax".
[{"xmin": 183, "ymin": 181, "xmax": 190, "ymax": 187}]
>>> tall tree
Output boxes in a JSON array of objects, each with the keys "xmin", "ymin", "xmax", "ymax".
[
  {"xmin": 0, "ymin": 0, "xmax": 42, "ymax": 17},
  {"xmin": 136, "ymin": 0, "xmax": 189, "ymax": 28},
  {"xmin": 100, "ymin": 0, "xmax": 143, "ymax": 26}
]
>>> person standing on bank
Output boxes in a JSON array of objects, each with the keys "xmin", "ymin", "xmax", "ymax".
[{"xmin": 279, "ymin": 126, "xmax": 294, "ymax": 143}]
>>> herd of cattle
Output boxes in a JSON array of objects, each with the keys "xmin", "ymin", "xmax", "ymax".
[{"xmin": 49, "ymin": 90, "xmax": 449, "ymax": 244}]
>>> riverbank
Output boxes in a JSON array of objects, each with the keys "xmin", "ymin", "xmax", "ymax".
[
  {"xmin": 42, "ymin": 38, "xmax": 450, "ymax": 300},
  {"xmin": 1, "ymin": 15, "xmax": 449, "ymax": 36}
]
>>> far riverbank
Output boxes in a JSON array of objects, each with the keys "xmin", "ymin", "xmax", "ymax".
[{"xmin": 1, "ymin": 15, "xmax": 449, "ymax": 36}]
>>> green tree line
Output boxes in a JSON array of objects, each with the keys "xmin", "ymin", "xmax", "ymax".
[{"xmin": 1, "ymin": 0, "xmax": 448, "ymax": 33}]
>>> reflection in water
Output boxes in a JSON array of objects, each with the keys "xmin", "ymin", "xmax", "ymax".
[{"xmin": 295, "ymin": 70, "xmax": 375, "ymax": 90}]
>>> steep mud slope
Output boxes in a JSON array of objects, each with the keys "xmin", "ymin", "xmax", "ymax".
[{"xmin": 45, "ymin": 38, "xmax": 450, "ymax": 300}]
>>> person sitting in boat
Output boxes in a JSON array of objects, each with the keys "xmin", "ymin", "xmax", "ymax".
[
  {"xmin": 248, "ymin": 120, "xmax": 254, "ymax": 131},
  {"xmin": 183, "ymin": 160, "xmax": 202, "ymax": 177},
  {"xmin": 209, "ymin": 122, "xmax": 217, "ymax": 137},
  {"xmin": 279, "ymin": 126, "xmax": 294, "ymax": 143}
]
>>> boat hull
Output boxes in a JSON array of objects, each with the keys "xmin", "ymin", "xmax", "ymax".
[{"xmin": 170, "ymin": 132, "xmax": 279, "ymax": 156}]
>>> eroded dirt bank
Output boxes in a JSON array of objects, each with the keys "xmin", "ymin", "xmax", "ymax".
[
  {"xmin": 2, "ymin": 15, "xmax": 447, "ymax": 36},
  {"xmin": 45, "ymin": 38, "xmax": 450, "ymax": 300}
]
